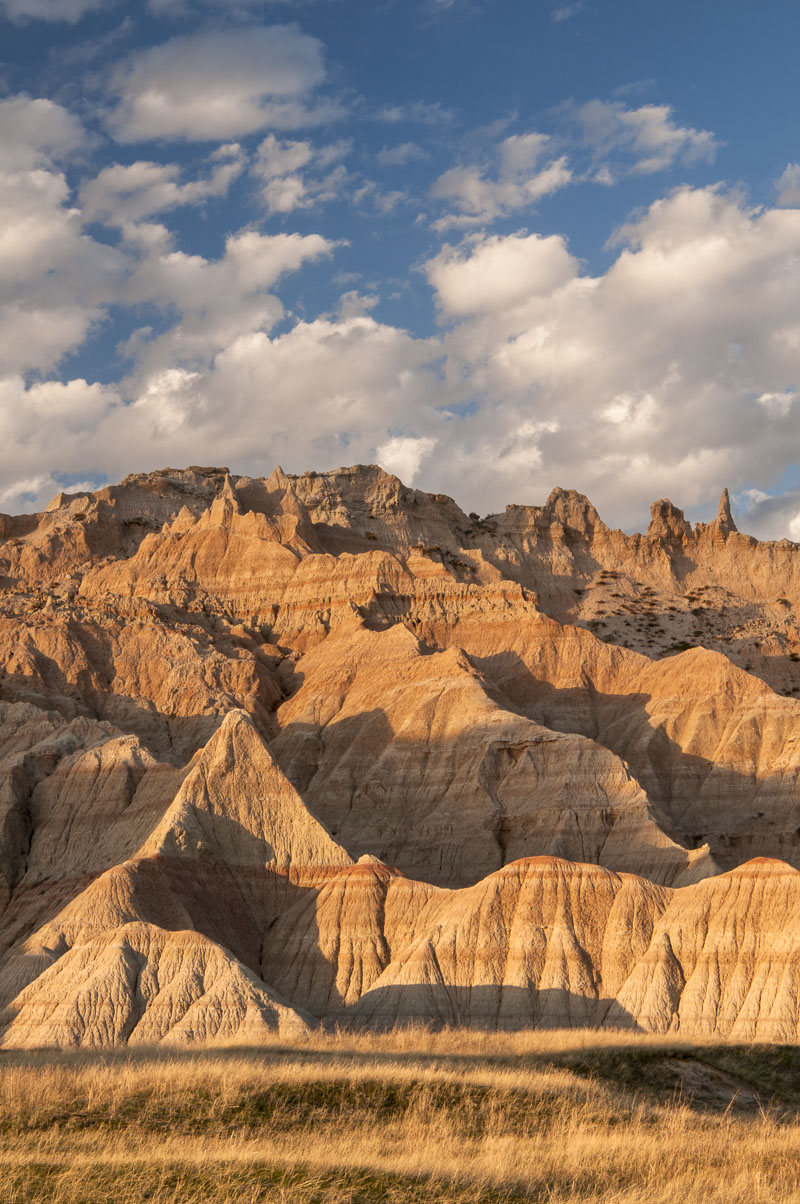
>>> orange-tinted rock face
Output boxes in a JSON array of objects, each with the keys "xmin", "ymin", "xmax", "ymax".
[{"xmin": 1, "ymin": 464, "xmax": 800, "ymax": 1045}]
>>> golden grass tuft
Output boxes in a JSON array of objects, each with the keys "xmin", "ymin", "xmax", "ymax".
[{"xmin": 2, "ymin": 1028, "xmax": 800, "ymax": 1202}]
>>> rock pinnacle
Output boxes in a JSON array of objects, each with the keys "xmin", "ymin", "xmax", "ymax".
[{"xmin": 716, "ymin": 487, "xmax": 738, "ymax": 534}]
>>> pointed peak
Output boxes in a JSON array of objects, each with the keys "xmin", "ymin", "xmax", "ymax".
[
  {"xmin": 218, "ymin": 472, "xmax": 242, "ymax": 513},
  {"xmin": 343, "ymin": 853, "xmax": 404, "ymax": 881},
  {"xmin": 206, "ymin": 474, "xmax": 243, "ymax": 525},
  {"xmin": 218, "ymin": 708, "xmax": 254, "ymax": 733},
  {"xmin": 266, "ymin": 465, "xmax": 290, "ymax": 488},
  {"xmin": 139, "ymin": 707, "xmax": 352, "ymax": 873},
  {"xmin": 716, "ymin": 487, "xmax": 738, "ymax": 533}
]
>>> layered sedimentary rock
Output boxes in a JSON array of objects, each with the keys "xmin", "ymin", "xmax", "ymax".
[
  {"xmin": 272, "ymin": 622, "xmax": 712, "ymax": 887},
  {"xmin": 0, "ymin": 923, "xmax": 309, "ymax": 1048},
  {"xmin": 346, "ymin": 857, "xmax": 670, "ymax": 1032},
  {"xmin": 1, "ymin": 464, "xmax": 799, "ymax": 1045},
  {"xmin": 268, "ymin": 854, "xmax": 800, "ymax": 1040}
]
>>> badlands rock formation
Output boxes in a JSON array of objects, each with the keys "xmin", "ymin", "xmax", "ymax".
[{"xmin": 1, "ymin": 464, "xmax": 800, "ymax": 1045}]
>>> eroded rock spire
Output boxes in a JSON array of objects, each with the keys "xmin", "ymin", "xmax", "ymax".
[
  {"xmin": 716, "ymin": 487, "xmax": 738, "ymax": 534},
  {"xmin": 647, "ymin": 498, "xmax": 692, "ymax": 542}
]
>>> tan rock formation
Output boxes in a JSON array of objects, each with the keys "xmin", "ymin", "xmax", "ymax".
[
  {"xmin": 0, "ymin": 698, "xmax": 191, "ymax": 955},
  {"xmin": 1, "ymin": 463, "xmax": 800, "ymax": 1045},
  {"xmin": 346, "ymin": 857, "xmax": 670, "ymax": 1031},
  {"xmin": 0, "ymin": 608, "xmax": 283, "ymax": 762},
  {"xmin": 716, "ymin": 487, "xmax": 738, "ymax": 534},
  {"xmin": 263, "ymin": 854, "xmax": 800, "ymax": 1040},
  {"xmin": 0, "ymin": 708, "xmax": 352, "ymax": 1006},
  {"xmin": 141, "ymin": 710, "xmax": 350, "ymax": 874},
  {"xmin": 264, "ymin": 857, "xmax": 444, "ymax": 1013},
  {"xmin": 0, "ymin": 922, "xmax": 308, "ymax": 1049},
  {"xmin": 272, "ymin": 622, "xmax": 711, "ymax": 887},
  {"xmin": 615, "ymin": 858, "xmax": 800, "ymax": 1039}
]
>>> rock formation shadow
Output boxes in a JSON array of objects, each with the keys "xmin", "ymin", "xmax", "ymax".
[
  {"xmin": 0, "ymin": 663, "xmax": 218, "ymax": 764},
  {"xmin": 0, "ymin": 805, "xmax": 337, "ymax": 1009},
  {"xmin": 339, "ymin": 984, "xmax": 640, "ymax": 1033},
  {"xmin": 469, "ymin": 651, "xmax": 800, "ymax": 870},
  {"xmin": 272, "ymin": 692, "xmax": 800, "ymax": 883}
]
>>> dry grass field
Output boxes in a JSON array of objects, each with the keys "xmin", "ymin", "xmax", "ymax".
[{"xmin": 3, "ymin": 1028, "xmax": 800, "ymax": 1203}]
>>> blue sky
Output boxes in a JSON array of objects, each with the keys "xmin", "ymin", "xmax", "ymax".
[{"xmin": 1, "ymin": 0, "xmax": 799, "ymax": 535}]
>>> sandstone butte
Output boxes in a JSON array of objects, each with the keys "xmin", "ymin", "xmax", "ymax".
[{"xmin": 1, "ymin": 465, "xmax": 800, "ymax": 1046}]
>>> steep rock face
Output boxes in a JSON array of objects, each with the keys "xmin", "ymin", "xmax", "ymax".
[
  {"xmin": 0, "ymin": 706, "xmax": 349, "ymax": 987},
  {"xmin": 0, "ymin": 467, "xmax": 232, "ymax": 589},
  {"xmin": 0, "ymin": 857, "xmax": 262, "ymax": 1006},
  {"xmin": 263, "ymin": 857, "xmax": 444, "ymax": 1013},
  {"xmin": 0, "ymin": 609, "xmax": 283, "ymax": 762},
  {"xmin": 9, "ymin": 850, "xmax": 800, "ymax": 1043},
  {"xmin": 13, "ymin": 709, "xmax": 353, "ymax": 975},
  {"xmin": 141, "ymin": 709, "xmax": 351, "ymax": 882},
  {"xmin": 21, "ymin": 736, "xmax": 182, "ymax": 889},
  {"xmin": 416, "ymin": 609, "xmax": 800, "ymax": 869},
  {"xmin": 340, "ymin": 857, "xmax": 800, "ymax": 1040},
  {"xmin": 485, "ymin": 485, "xmax": 800, "ymax": 605},
  {"xmin": 0, "ymin": 710, "xmax": 352, "ymax": 1040},
  {"xmin": 269, "ymin": 854, "xmax": 800, "ymax": 1040}
]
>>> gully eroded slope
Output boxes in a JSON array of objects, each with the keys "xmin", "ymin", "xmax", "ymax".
[{"xmin": 0, "ymin": 465, "xmax": 799, "ymax": 1044}]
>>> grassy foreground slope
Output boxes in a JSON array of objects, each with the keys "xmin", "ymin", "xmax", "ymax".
[{"xmin": 3, "ymin": 1030, "xmax": 800, "ymax": 1203}]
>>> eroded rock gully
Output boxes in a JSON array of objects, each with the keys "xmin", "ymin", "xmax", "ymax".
[{"xmin": 1, "ymin": 464, "xmax": 800, "ymax": 1045}]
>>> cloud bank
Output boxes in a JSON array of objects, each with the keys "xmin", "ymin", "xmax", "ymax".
[
  {"xmin": 2, "ymin": 125, "xmax": 799, "ymax": 539},
  {"xmin": 0, "ymin": 6, "xmax": 796, "ymax": 541}
]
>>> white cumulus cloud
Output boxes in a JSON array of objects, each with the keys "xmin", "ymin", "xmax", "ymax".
[
  {"xmin": 253, "ymin": 134, "xmax": 350, "ymax": 215},
  {"xmin": 576, "ymin": 100, "xmax": 718, "ymax": 174},
  {"xmin": 426, "ymin": 230, "xmax": 577, "ymax": 316},
  {"xmin": 3, "ymin": 159, "xmax": 800, "ymax": 541},
  {"xmin": 80, "ymin": 149, "xmax": 244, "ymax": 225},
  {"xmin": 432, "ymin": 132, "xmax": 572, "ymax": 227},
  {"xmin": 0, "ymin": 95, "xmax": 85, "ymax": 170},
  {"xmin": 107, "ymin": 26, "xmax": 334, "ymax": 142},
  {"xmin": 0, "ymin": 315, "xmax": 442, "ymax": 513},
  {"xmin": 0, "ymin": 158, "xmax": 123, "ymax": 373},
  {"xmin": 123, "ymin": 228, "xmax": 339, "ymax": 377},
  {"xmin": 376, "ymin": 435, "xmax": 437, "ymax": 484},
  {"xmin": 422, "ymin": 186, "xmax": 800, "ymax": 522}
]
